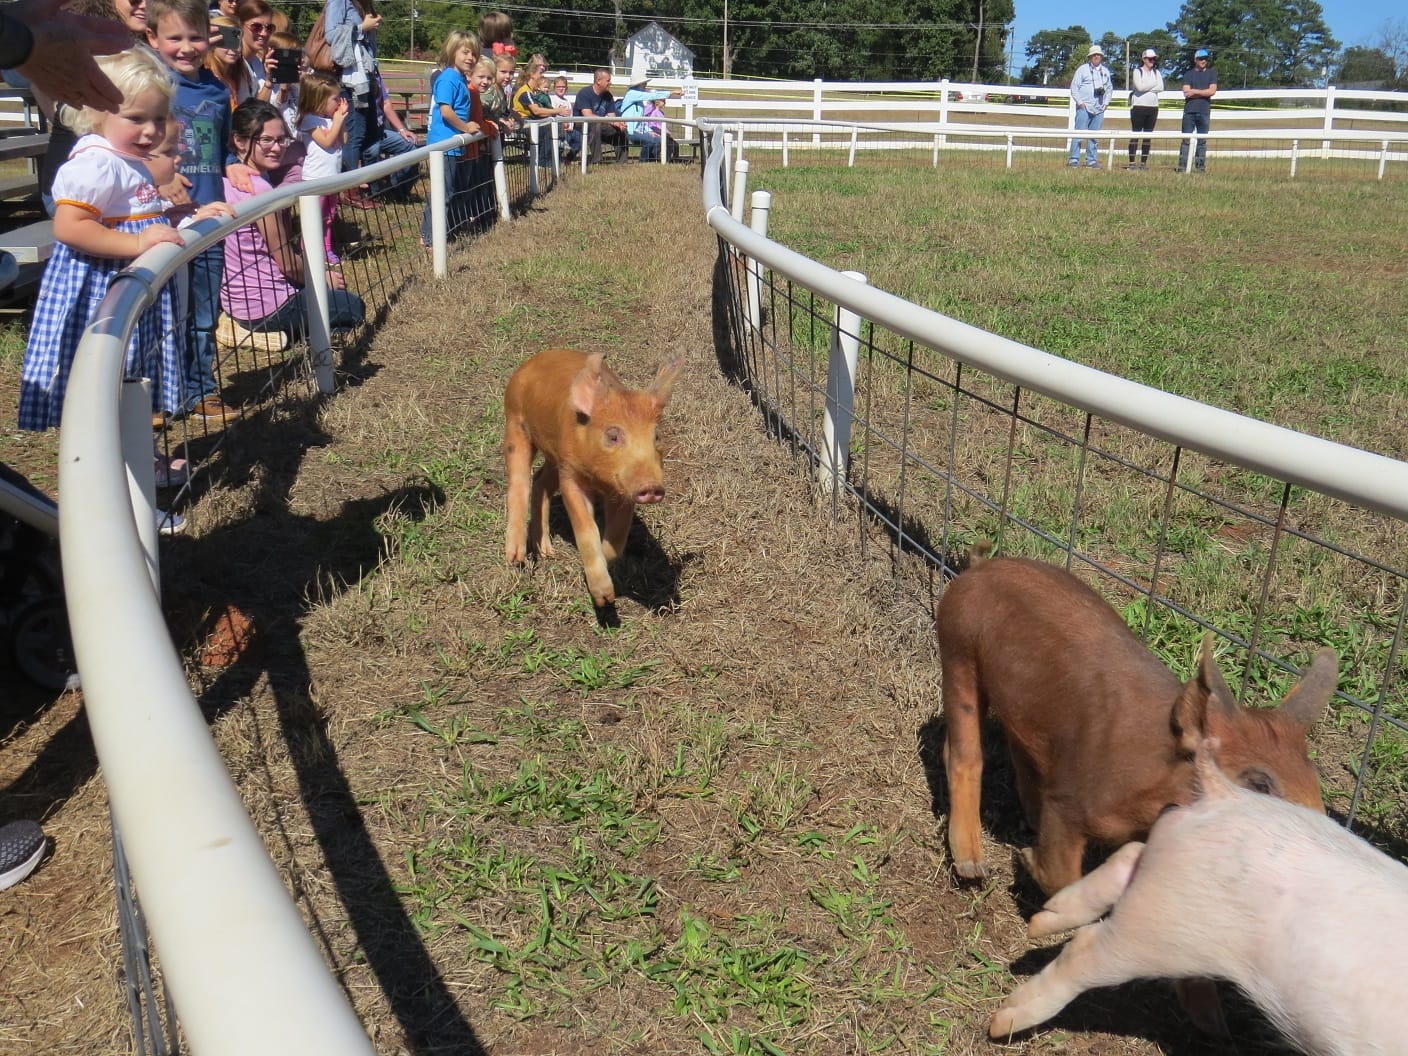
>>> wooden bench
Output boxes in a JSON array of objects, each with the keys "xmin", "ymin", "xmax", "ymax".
[{"xmin": 0, "ymin": 219, "xmax": 53, "ymax": 264}]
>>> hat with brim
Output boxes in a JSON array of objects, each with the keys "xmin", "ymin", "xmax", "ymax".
[
  {"xmin": 1142, "ymin": 48, "xmax": 1158, "ymax": 59},
  {"xmin": 1087, "ymin": 44, "xmax": 1104, "ymax": 58},
  {"xmin": 631, "ymin": 77, "xmax": 650, "ymax": 89}
]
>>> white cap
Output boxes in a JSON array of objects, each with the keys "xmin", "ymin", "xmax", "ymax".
[
  {"xmin": 1087, "ymin": 43, "xmax": 1104, "ymax": 58},
  {"xmin": 1142, "ymin": 48, "xmax": 1158, "ymax": 59}
]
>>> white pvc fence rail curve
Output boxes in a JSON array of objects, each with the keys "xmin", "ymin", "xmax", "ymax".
[{"xmin": 49, "ymin": 109, "xmax": 1408, "ymax": 1049}]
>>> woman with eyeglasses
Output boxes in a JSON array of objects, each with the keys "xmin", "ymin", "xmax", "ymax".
[
  {"xmin": 235, "ymin": 0, "xmax": 276, "ymax": 103},
  {"xmin": 220, "ymin": 99, "xmax": 364, "ymax": 339}
]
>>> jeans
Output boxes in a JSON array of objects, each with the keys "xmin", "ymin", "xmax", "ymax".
[
  {"xmin": 1068, "ymin": 107, "xmax": 1105, "ymax": 165},
  {"xmin": 366, "ymin": 128, "xmax": 419, "ymax": 196},
  {"xmin": 628, "ymin": 127, "xmax": 662, "ymax": 162},
  {"xmin": 419, "ymin": 153, "xmax": 480, "ymax": 244},
  {"xmin": 238, "ymin": 288, "xmax": 366, "ymax": 338},
  {"xmin": 340, "ymin": 90, "xmax": 380, "ymax": 172},
  {"xmin": 1178, "ymin": 110, "xmax": 1211, "ymax": 170},
  {"xmin": 182, "ymin": 244, "xmax": 224, "ymax": 411}
]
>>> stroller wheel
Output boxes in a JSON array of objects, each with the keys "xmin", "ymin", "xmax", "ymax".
[{"xmin": 11, "ymin": 596, "xmax": 78, "ymax": 692}]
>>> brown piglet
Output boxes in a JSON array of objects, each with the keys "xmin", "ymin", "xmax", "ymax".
[
  {"xmin": 503, "ymin": 349, "xmax": 683, "ymax": 608},
  {"xmin": 936, "ymin": 546, "xmax": 1336, "ymax": 896}
]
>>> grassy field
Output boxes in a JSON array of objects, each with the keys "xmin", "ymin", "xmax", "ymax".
[{"xmin": 1, "ymin": 156, "xmax": 1405, "ymax": 1056}]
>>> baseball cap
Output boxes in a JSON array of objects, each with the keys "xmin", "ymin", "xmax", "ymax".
[
  {"xmin": 1195, "ymin": 48, "xmax": 1210, "ymax": 59},
  {"xmin": 1142, "ymin": 48, "xmax": 1158, "ymax": 59}
]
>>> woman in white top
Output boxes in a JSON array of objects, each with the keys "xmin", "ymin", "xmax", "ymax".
[{"xmin": 1128, "ymin": 48, "xmax": 1165, "ymax": 170}]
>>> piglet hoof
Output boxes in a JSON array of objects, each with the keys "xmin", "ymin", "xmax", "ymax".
[
  {"xmin": 953, "ymin": 858, "xmax": 989, "ymax": 881},
  {"xmin": 505, "ymin": 543, "xmax": 528, "ymax": 566},
  {"xmin": 988, "ymin": 1004, "xmax": 1024, "ymax": 1040}
]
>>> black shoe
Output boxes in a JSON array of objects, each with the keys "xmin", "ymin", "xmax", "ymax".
[{"xmin": 0, "ymin": 821, "xmax": 46, "ymax": 891}]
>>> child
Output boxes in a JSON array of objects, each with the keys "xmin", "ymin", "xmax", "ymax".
[
  {"xmin": 146, "ymin": 0, "xmax": 239, "ymax": 424},
  {"xmin": 420, "ymin": 31, "xmax": 493, "ymax": 246},
  {"xmin": 18, "ymin": 48, "xmax": 229, "ymax": 526},
  {"xmin": 476, "ymin": 55, "xmax": 516, "ymax": 134},
  {"xmin": 296, "ymin": 70, "xmax": 349, "ymax": 265},
  {"xmin": 493, "ymin": 54, "xmax": 519, "ymax": 129},
  {"xmin": 549, "ymin": 74, "xmax": 580, "ymax": 159},
  {"xmin": 478, "ymin": 10, "xmax": 515, "ymax": 63}
]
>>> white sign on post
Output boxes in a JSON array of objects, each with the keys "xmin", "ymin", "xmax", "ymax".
[{"xmin": 682, "ymin": 80, "xmax": 699, "ymax": 105}]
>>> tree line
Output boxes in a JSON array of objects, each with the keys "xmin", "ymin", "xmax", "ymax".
[{"xmin": 278, "ymin": 0, "xmax": 1404, "ymax": 91}]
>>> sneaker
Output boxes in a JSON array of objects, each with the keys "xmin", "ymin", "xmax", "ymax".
[
  {"xmin": 1067, "ymin": 159, "xmax": 1079, "ymax": 167},
  {"xmin": 1138, "ymin": 162, "xmax": 1148, "ymax": 170},
  {"xmin": 154, "ymin": 454, "xmax": 189, "ymax": 488},
  {"xmin": 0, "ymin": 820, "xmax": 47, "ymax": 891},
  {"xmin": 1126, "ymin": 162, "xmax": 1138, "ymax": 171},
  {"xmin": 1086, "ymin": 161, "xmax": 1102, "ymax": 169},
  {"xmin": 216, "ymin": 314, "xmax": 289, "ymax": 354},
  {"xmin": 152, "ymin": 410, "xmax": 169, "ymax": 430},
  {"xmin": 190, "ymin": 396, "xmax": 238, "ymax": 423},
  {"xmin": 157, "ymin": 509, "xmax": 187, "ymax": 536},
  {"xmin": 325, "ymin": 249, "xmax": 341, "ymax": 266}
]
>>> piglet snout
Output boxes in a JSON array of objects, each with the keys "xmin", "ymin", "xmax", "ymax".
[{"xmin": 635, "ymin": 484, "xmax": 665, "ymax": 504}]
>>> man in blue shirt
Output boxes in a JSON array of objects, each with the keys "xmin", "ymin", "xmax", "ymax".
[
  {"xmin": 1178, "ymin": 48, "xmax": 1219, "ymax": 172},
  {"xmin": 573, "ymin": 68, "xmax": 627, "ymax": 165},
  {"xmin": 1068, "ymin": 43, "xmax": 1114, "ymax": 169}
]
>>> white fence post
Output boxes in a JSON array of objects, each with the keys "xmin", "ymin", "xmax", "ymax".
[
  {"xmin": 1322, "ymin": 84, "xmax": 1336, "ymax": 158},
  {"xmin": 1005, "ymin": 133, "xmax": 1013, "ymax": 169},
  {"xmin": 492, "ymin": 137, "xmax": 511, "ymax": 221},
  {"xmin": 938, "ymin": 79, "xmax": 950, "ymax": 147},
  {"xmin": 730, "ymin": 157, "xmax": 749, "ymax": 223},
  {"xmin": 1291, "ymin": 138, "xmax": 1300, "ymax": 178},
  {"xmin": 746, "ymin": 189, "xmax": 770, "ymax": 334},
  {"xmin": 1379, "ymin": 139, "xmax": 1389, "ymax": 181},
  {"xmin": 818, "ymin": 271, "xmax": 867, "ymax": 495},
  {"xmin": 550, "ymin": 122, "xmax": 560, "ymax": 178},
  {"xmin": 721, "ymin": 131, "xmax": 734, "ymax": 210},
  {"xmin": 782, "ymin": 128, "xmax": 790, "ymax": 167},
  {"xmin": 527, "ymin": 125, "xmax": 541, "ymax": 196},
  {"xmin": 429, "ymin": 148, "xmax": 447, "ymax": 279},
  {"xmin": 813, "ymin": 78, "xmax": 823, "ymax": 144},
  {"xmin": 297, "ymin": 193, "xmax": 334, "ymax": 394},
  {"xmin": 847, "ymin": 126, "xmax": 858, "ymax": 167}
]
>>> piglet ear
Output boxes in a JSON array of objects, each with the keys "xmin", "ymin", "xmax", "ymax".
[
  {"xmin": 570, "ymin": 353, "xmax": 609, "ymax": 419},
  {"xmin": 1278, "ymin": 647, "xmax": 1336, "ymax": 727},
  {"xmin": 650, "ymin": 358, "xmax": 684, "ymax": 409},
  {"xmin": 1170, "ymin": 634, "xmax": 1235, "ymax": 753}
]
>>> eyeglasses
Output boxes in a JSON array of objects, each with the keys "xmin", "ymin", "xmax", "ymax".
[
  {"xmin": 255, "ymin": 134, "xmax": 291, "ymax": 148},
  {"xmin": 245, "ymin": 21, "xmax": 273, "ymax": 34}
]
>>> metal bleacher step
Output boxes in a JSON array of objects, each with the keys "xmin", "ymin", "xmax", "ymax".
[{"xmin": 0, "ymin": 218, "xmax": 53, "ymax": 264}]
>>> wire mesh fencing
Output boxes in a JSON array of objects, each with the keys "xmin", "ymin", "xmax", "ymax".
[{"xmin": 710, "ymin": 155, "xmax": 1408, "ymax": 850}]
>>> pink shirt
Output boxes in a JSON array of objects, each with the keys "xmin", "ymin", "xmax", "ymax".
[{"xmin": 221, "ymin": 175, "xmax": 298, "ymax": 322}]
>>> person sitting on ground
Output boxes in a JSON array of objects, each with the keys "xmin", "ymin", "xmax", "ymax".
[
  {"xmin": 366, "ymin": 67, "xmax": 419, "ymax": 199},
  {"xmin": 221, "ymin": 98, "xmax": 364, "ymax": 339},
  {"xmin": 510, "ymin": 54, "xmax": 556, "ymax": 164},
  {"xmin": 573, "ymin": 67, "xmax": 625, "ymax": 165},
  {"xmin": 616, "ymin": 76, "xmax": 679, "ymax": 162}
]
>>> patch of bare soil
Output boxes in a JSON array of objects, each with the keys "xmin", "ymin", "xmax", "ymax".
[{"xmin": 1, "ymin": 168, "xmax": 1292, "ymax": 1055}]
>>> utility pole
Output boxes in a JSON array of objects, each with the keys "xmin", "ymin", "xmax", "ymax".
[
  {"xmin": 723, "ymin": 0, "xmax": 730, "ymax": 78},
  {"xmin": 1125, "ymin": 38, "xmax": 1130, "ymax": 91},
  {"xmin": 971, "ymin": 0, "xmax": 983, "ymax": 83}
]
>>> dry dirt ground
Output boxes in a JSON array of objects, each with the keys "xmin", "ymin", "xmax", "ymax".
[{"xmin": 0, "ymin": 167, "xmax": 1296, "ymax": 1055}]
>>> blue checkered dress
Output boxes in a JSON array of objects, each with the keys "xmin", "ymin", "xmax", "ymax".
[{"xmin": 19, "ymin": 141, "xmax": 187, "ymax": 432}]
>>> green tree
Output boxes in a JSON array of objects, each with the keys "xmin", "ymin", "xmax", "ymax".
[
  {"xmin": 1020, "ymin": 25, "xmax": 1088, "ymax": 85},
  {"xmin": 1167, "ymin": 0, "xmax": 1337, "ymax": 87},
  {"xmin": 1334, "ymin": 46, "xmax": 1396, "ymax": 86}
]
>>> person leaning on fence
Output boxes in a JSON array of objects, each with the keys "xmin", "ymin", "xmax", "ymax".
[
  {"xmin": 511, "ymin": 54, "xmax": 558, "ymax": 166},
  {"xmin": 1127, "ymin": 48, "xmax": 1163, "ymax": 170},
  {"xmin": 616, "ymin": 76, "xmax": 679, "ymax": 163},
  {"xmin": 220, "ymin": 99, "xmax": 364, "ymax": 339},
  {"xmin": 1178, "ymin": 48, "xmax": 1218, "ymax": 173},
  {"xmin": 419, "ymin": 30, "xmax": 493, "ymax": 247},
  {"xmin": 574, "ymin": 68, "xmax": 626, "ymax": 165},
  {"xmin": 145, "ymin": 0, "xmax": 242, "ymax": 424},
  {"xmin": 1068, "ymin": 43, "xmax": 1113, "ymax": 169},
  {"xmin": 478, "ymin": 53, "xmax": 516, "ymax": 133}
]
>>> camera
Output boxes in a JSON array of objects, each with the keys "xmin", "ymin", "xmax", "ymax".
[
  {"xmin": 1094, "ymin": 86, "xmax": 1106, "ymax": 100},
  {"xmin": 270, "ymin": 47, "xmax": 301, "ymax": 85},
  {"xmin": 216, "ymin": 23, "xmax": 241, "ymax": 51}
]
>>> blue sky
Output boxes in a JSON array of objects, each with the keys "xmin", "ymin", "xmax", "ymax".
[{"xmin": 1008, "ymin": 1, "xmax": 1401, "ymax": 73}]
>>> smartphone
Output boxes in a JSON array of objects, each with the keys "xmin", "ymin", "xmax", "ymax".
[
  {"xmin": 217, "ymin": 23, "xmax": 241, "ymax": 51},
  {"xmin": 270, "ymin": 47, "xmax": 301, "ymax": 85}
]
